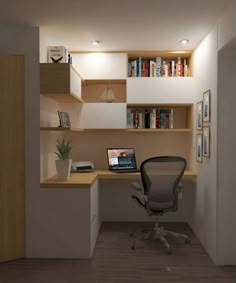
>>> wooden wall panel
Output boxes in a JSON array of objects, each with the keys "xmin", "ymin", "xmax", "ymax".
[{"xmin": 0, "ymin": 55, "xmax": 25, "ymax": 261}]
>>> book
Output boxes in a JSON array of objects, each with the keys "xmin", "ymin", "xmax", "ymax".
[
  {"xmin": 156, "ymin": 57, "xmax": 162, "ymax": 77},
  {"xmin": 169, "ymin": 109, "xmax": 174, "ymax": 128}
]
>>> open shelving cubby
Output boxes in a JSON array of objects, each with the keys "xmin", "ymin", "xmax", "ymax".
[
  {"xmin": 126, "ymin": 103, "xmax": 193, "ymax": 132},
  {"xmin": 127, "ymin": 51, "xmax": 193, "ymax": 78},
  {"xmin": 40, "ymin": 63, "xmax": 84, "ymax": 103}
]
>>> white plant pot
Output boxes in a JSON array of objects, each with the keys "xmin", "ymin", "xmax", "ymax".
[{"xmin": 55, "ymin": 159, "xmax": 72, "ymax": 181}]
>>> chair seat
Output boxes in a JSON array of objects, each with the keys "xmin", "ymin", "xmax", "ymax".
[{"xmin": 149, "ymin": 199, "xmax": 174, "ymax": 211}]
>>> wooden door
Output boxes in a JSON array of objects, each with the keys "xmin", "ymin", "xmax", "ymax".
[{"xmin": 0, "ymin": 55, "xmax": 25, "ymax": 261}]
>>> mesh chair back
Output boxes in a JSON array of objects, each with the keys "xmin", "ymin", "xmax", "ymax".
[{"xmin": 140, "ymin": 156, "xmax": 187, "ymax": 214}]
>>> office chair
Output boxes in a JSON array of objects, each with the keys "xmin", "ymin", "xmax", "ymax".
[{"xmin": 131, "ymin": 156, "xmax": 190, "ymax": 254}]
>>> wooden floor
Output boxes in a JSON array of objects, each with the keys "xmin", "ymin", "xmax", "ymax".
[{"xmin": 0, "ymin": 222, "xmax": 236, "ymax": 283}]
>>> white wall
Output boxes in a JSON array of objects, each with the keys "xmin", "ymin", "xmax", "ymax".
[
  {"xmin": 0, "ymin": 25, "xmax": 40, "ymax": 256},
  {"xmin": 218, "ymin": 0, "xmax": 236, "ymax": 51},
  {"xmin": 192, "ymin": 26, "xmax": 218, "ymax": 262},
  {"xmin": 216, "ymin": 0, "xmax": 236, "ymax": 265},
  {"xmin": 217, "ymin": 39, "xmax": 236, "ymax": 265}
]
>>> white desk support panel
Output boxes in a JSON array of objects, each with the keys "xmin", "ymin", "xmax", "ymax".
[{"xmin": 38, "ymin": 170, "xmax": 196, "ymax": 259}]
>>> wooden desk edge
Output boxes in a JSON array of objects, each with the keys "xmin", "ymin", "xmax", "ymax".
[{"xmin": 40, "ymin": 170, "xmax": 196, "ymax": 189}]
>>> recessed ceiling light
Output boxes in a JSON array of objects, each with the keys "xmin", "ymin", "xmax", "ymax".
[
  {"xmin": 180, "ymin": 39, "xmax": 189, "ymax": 45},
  {"xmin": 91, "ymin": 40, "xmax": 100, "ymax": 46}
]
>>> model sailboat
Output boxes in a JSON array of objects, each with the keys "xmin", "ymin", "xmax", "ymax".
[{"xmin": 99, "ymin": 83, "xmax": 116, "ymax": 103}]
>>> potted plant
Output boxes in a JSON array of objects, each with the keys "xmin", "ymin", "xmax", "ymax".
[{"xmin": 55, "ymin": 138, "xmax": 72, "ymax": 180}]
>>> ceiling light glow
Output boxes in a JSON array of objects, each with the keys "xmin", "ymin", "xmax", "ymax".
[
  {"xmin": 180, "ymin": 39, "xmax": 189, "ymax": 45},
  {"xmin": 92, "ymin": 40, "xmax": 100, "ymax": 46}
]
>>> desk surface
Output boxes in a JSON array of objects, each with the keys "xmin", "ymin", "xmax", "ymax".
[{"xmin": 41, "ymin": 169, "xmax": 196, "ymax": 188}]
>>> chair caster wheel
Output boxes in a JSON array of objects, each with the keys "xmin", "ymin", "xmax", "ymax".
[
  {"xmin": 131, "ymin": 245, "xmax": 136, "ymax": 250},
  {"xmin": 185, "ymin": 238, "xmax": 191, "ymax": 244},
  {"xmin": 167, "ymin": 249, "xmax": 172, "ymax": 255}
]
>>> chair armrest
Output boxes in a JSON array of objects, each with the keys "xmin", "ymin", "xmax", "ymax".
[
  {"xmin": 130, "ymin": 181, "xmax": 143, "ymax": 191},
  {"xmin": 176, "ymin": 183, "xmax": 183, "ymax": 199},
  {"xmin": 130, "ymin": 181, "xmax": 147, "ymax": 207},
  {"xmin": 131, "ymin": 195, "xmax": 146, "ymax": 207}
]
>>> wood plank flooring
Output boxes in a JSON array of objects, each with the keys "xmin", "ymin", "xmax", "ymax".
[{"xmin": 0, "ymin": 222, "xmax": 236, "ymax": 283}]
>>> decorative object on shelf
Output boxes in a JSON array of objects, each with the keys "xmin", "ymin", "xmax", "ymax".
[
  {"xmin": 58, "ymin": 111, "xmax": 71, "ymax": 128},
  {"xmin": 47, "ymin": 46, "xmax": 67, "ymax": 63},
  {"xmin": 99, "ymin": 82, "xmax": 116, "ymax": 103},
  {"xmin": 203, "ymin": 126, "xmax": 210, "ymax": 158},
  {"xmin": 196, "ymin": 101, "xmax": 203, "ymax": 130},
  {"xmin": 55, "ymin": 138, "xmax": 72, "ymax": 180},
  {"xmin": 196, "ymin": 134, "xmax": 203, "ymax": 162},
  {"xmin": 203, "ymin": 89, "xmax": 211, "ymax": 122}
]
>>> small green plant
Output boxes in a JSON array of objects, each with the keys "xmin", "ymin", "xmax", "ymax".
[{"xmin": 55, "ymin": 139, "xmax": 72, "ymax": 160}]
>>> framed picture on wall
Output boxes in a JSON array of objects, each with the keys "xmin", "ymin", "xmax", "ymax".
[
  {"xmin": 196, "ymin": 134, "xmax": 202, "ymax": 162},
  {"xmin": 196, "ymin": 101, "xmax": 203, "ymax": 130},
  {"xmin": 203, "ymin": 126, "xmax": 210, "ymax": 157},
  {"xmin": 203, "ymin": 89, "xmax": 211, "ymax": 122},
  {"xmin": 59, "ymin": 111, "xmax": 71, "ymax": 128}
]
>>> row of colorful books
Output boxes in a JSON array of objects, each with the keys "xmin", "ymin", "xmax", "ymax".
[
  {"xmin": 127, "ymin": 108, "xmax": 174, "ymax": 129},
  {"xmin": 128, "ymin": 56, "xmax": 188, "ymax": 77}
]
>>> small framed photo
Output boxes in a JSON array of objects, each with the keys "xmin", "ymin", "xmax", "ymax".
[
  {"xmin": 59, "ymin": 111, "xmax": 71, "ymax": 128},
  {"xmin": 203, "ymin": 126, "xmax": 210, "ymax": 158},
  {"xmin": 203, "ymin": 90, "xmax": 211, "ymax": 122},
  {"xmin": 196, "ymin": 101, "xmax": 203, "ymax": 130},
  {"xmin": 196, "ymin": 134, "xmax": 202, "ymax": 162}
]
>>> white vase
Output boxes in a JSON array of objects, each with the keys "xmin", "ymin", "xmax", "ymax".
[{"xmin": 55, "ymin": 159, "xmax": 72, "ymax": 181}]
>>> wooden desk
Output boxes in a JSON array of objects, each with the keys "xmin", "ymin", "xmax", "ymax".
[
  {"xmin": 41, "ymin": 169, "xmax": 195, "ymax": 188},
  {"xmin": 39, "ymin": 170, "xmax": 196, "ymax": 259}
]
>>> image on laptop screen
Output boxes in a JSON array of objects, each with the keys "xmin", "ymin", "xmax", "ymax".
[{"xmin": 107, "ymin": 148, "xmax": 138, "ymax": 172}]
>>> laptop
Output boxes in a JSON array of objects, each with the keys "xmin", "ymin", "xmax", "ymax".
[{"xmin": 106, "ymin": 148, "xmax": 139, "ymax": 173}]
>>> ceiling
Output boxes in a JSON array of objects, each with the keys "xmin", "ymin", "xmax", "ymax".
[{"xmin": 1, "ymin": 0, "xmax": 231, "ymax": 52}]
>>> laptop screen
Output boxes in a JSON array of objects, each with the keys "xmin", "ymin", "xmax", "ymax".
[{"xmin": 107, "ymin": 148, "xmax": 137, "ymax": 171}]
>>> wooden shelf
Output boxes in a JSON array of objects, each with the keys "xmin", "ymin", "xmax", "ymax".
[
  {"xmin": 40, "ymin": 127, "xmax": 191, "ymax": 133},
  {"xmin": 126, "ymin": 128, "xmax": 192, "ymax": 132},
  {"xmin": 40, "ymin": 63, "xmax": 84, "ymax": 103},
  {"xmin": 40, "ymin": 127, "xmax": 84, "ymax": 132},
  {"xmin": 127, "ymin": 50, "xmax": 193, "ymax": 60}
]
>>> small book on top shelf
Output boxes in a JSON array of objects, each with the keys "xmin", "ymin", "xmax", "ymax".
[{"xmin": 58, "ymin": 111, "xmax": 71, "ymax": 128}]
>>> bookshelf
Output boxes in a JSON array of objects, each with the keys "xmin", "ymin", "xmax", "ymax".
[
  {"xmin": 40, "ymin": 52, "xmax": 195, "ymax": 130},
  {"xmin": 40, "ymin": 63, "xmax": 84, "ymax": 103},
  {"xmin": 126, "ymin": 104, "xmax": 193, "ymax": 131},
  {"xmin": 127, "ymin": 51, "xmax": 193, "ymax": 77}
]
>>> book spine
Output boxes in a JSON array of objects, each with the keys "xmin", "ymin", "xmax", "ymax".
[
  {"xmin": 156, "ymin": 57, "xmax": 162, "ymax": 77},
  {"xmin": 144, "ymin": 109, "xmax": 150, "ymax": 128},
  {"xmin": 131, "ymin": 60, "xmax": 137, "ymax": 77},
  {"xmin": 160, "ymin": 109, "xmax": 165, "ymax": 128},
  {"xmin": 134, "ymin": 109, "xmax": 139, "ymax": 128},
  {"xmin": 150, "ymin": 109, "xmax": 156, "ymax": 128},
  {"xmin": 171, "ymin": 60, "xmax": 175, "ymax": 77},
  {"xmin": 137, "ymin": 57, "xmax": 142, "ymax": 77},
  {"xmin": 126, "ymin": 109, "xmax": 131, "ymax": 128},
  {"xmin": 169, "ymin": 108, "xmax": 174, "ymax": 128},
  {"xmin": 184, "ymin": 59, "xmax": 188, "ymax": 77},
  {"xmin": 156, "ymin": 108, "xmax": 160, "ymax": 128},
  {"xmin": 128, "ymin": 61, "xmax": 132, "ymax": 77}
]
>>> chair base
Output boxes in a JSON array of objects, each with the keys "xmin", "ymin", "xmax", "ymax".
[{"xmin": 130, "ymin": 219, "xmax": 190, "ymax": 254}]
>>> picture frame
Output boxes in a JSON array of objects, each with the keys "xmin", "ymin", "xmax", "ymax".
[
  {"xmin": 203, "ymin": 89, "xmax": 211, "ymax": 122},
  {"xmin": 203, "ymin": 126, "xmax": 210, "ymax": 158},
  {"xmin": 58, "ymin": 111, "xmax": 71, "ymax": 128},
  {"xmin": 196, "ymin": 101, "xmax": 203, "ymax": 130},
  {"xmin": 196, "ymin": 134, "xmax": 202, "ymax": 162}
]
